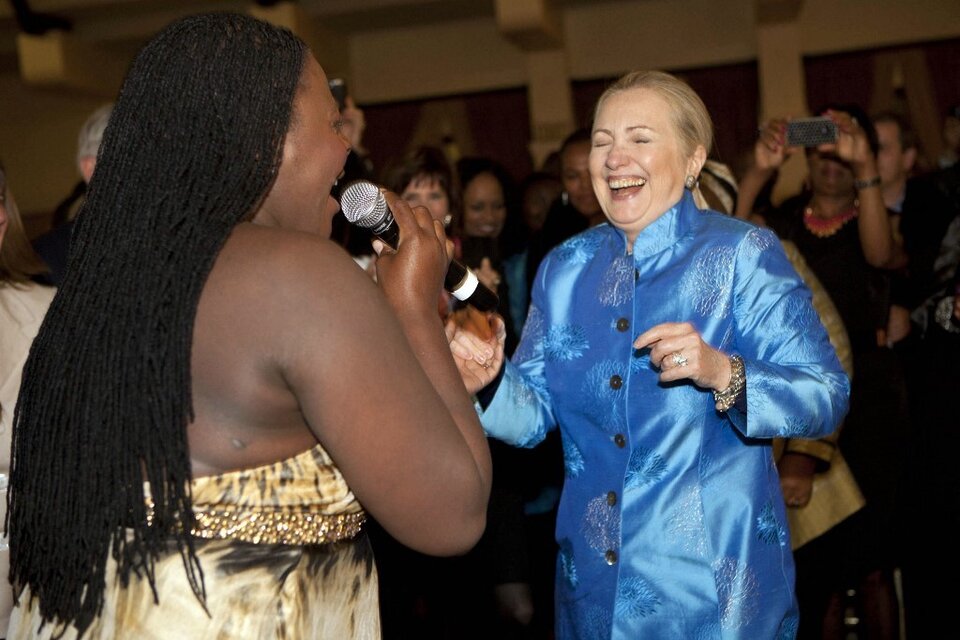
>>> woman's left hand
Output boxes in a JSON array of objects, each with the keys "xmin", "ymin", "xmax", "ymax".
[
  {"xmin": 823, "ymin": 109, "xmax": 876, "ymax": 172},
  {"xmin": 633, "ymin": 321, "xmax": 731, "ymax": 391}
]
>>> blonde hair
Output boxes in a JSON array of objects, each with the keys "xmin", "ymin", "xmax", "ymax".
[
  {"xmin": 0, "ymin": 164, "xmax": 48, "ymax": 284},
  {"xmin": 594, "ymin": 70, "xmax": 714, "ymax": 160}
]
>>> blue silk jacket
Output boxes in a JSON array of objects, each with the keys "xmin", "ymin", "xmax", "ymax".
[{"xmin": 481, "ymin": 192, "xmax": 850, "ymax": 639}]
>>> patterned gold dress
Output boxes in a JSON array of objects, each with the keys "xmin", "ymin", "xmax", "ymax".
[{"xmin": 7, "ymin": 443, "xmax": 380, "ymax": 639}]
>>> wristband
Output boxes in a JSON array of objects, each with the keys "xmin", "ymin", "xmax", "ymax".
[{"xmin": 854, "ymin": 175, "xmax": 881, "ymax": 190}]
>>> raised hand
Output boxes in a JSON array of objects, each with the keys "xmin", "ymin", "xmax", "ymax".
[
  {"xmin": 633, "ymin": 321, "xmax": 731, "ymax": 392},
  {"xmin": 445, "ymin": 310, "xmax": 506, "ymax": 394}
]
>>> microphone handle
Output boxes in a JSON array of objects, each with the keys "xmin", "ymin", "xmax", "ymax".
[
  {"xmin": 444, "ymin": 261, "xmax": 500, "ymax": 312},
  {"xmin": 367, "ymin": 225, "xmax": 499, "ymax": 313}
]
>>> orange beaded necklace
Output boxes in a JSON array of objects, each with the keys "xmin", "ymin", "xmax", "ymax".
[{"xmin": 803, "ymin": 199, "xmax": 859, "ymax": 238}]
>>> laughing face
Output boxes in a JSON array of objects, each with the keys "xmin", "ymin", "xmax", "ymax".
[{"xmin": 589, "ymin": 87, "xmax": 704, "ymax": 245}]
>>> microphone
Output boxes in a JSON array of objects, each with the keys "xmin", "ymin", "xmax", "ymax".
[{"xmin": 339, "ymin": 180, "xmax": 500, "ymax": 313}]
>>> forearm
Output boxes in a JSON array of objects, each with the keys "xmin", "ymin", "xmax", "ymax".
[
  {"xmin": 854, "ymin": 162, "xmax": 906, "ymax": 268},
  {"xmin": 855, "ymin": 184, "xmax": 895, "ymax": 267},
  {"xmin": 480, "ymin": 361, "xmax": 553, "ymax": 448},
  {"xmin": 395, "ymin": 307, "xmax": 493, "ymax": 496}
]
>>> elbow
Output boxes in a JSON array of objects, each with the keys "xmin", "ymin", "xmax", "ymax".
[
  {"xmin": 420, "ymin": 507, "xmax": 488, "ymax": 557},
  {"xmin": 440, "ymin": 511, "xmax": 488, "ymax": 556},
  {"xmin": 413, "ymin": 476, "xmax": 491, "ymax": 556},
  {"xmin": 444, "ymin": 480, "xmax": 491, "ymax": 554},
  {"xmin": 804, "ymin": 371, "xmax": 850, "ymax": 440},
  {"xmin": 864, "ymin": 240, "xmax": 906, "ymax": 269}
]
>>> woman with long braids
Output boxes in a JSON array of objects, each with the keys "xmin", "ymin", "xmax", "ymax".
[{"xmin": 6, "ymin": 13, "xmax": 492, "ymax": 639}]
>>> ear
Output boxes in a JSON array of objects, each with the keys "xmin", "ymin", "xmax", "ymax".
[
  {"xmin": 687, "ymin": 144, "xmax": 707, "ymax": 178},
  {"xmin": 80, "ymin": 156, "xmax": 97, "ymax": 184}
]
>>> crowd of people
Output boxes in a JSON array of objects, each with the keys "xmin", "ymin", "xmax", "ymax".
[{"xmin": 1, "ymin": 9, "xmax": 958, "ymax": 640}]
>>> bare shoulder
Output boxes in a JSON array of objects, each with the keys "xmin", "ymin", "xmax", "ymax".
[
  {"xmin": 207, "ymin": 223, "xmax": 382, "ymax": 320},
  {"xmin": 217, "ymin": 223, "xmax": 364, "ymax": 286},
  {"xmin": 199, "ymin": 221, "xmax": 392, "ymax": 368},
  {"xmin": 189, "ymin": 223, "xmax": 383, "ymax": 472}
]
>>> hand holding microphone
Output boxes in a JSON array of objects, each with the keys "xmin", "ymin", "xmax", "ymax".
[{"xmin": 340, "ymin": 180, "xmax": 500, "ymax": 312}]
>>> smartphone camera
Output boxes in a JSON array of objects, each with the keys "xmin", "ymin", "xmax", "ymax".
[
  {"xmin": 786, "ymin": 116, "xmax": 838, "ymax": 147},
  {"xmin": 328, "ymin": 78, "xmax": 347, "ymax": 110}
]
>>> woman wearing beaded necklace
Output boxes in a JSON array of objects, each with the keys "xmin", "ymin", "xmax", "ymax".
[{"xmin": 735, "ymin": 105, "xmax": 908, "ymax": 639}]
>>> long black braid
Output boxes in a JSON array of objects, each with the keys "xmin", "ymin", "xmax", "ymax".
[{"xmin": 7, "ymin": 13, "xmax": 306, "ymax": 634}]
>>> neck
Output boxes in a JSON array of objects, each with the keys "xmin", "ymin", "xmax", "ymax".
[{"xmin": 809, "ymin": 194, "xmax": 857, "ymax": 217}]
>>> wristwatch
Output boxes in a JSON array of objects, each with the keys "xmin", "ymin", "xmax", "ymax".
[{"xmin": 854, "ymin": 175, "xmax": 882, "ymax": 190}]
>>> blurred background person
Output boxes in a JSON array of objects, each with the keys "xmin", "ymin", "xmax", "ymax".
[
  {"xmin": 0, "ymin": 160, "xmax": 55, "ymax": 635},
  {"xmin": 330, "ymin": 91, "xmax": 378, "ymax": 257},
  {"xmin": 873, "ymin": 110, "xmax": 960, "ymax": 639},
  {"xmin": 525, "ymin": 128, "xmax": 604, "ymax": 294},
  {"xmin": 505, "ymin": 171, "xmax": 562, "ymax": 333},
  {"xmin": 456, "ymin": 155, "xmax": 523, "ymax": 349},
  {"xmin": 379, "ymin": 144, "xmax": 460, "ymax": 315},
  {"xmin": 31, "ymin": 103, "xmax": 112, "ymax": 286},
  {"xmin": 519, "ymin": 171, "xmax": 561, "ymax": 239},
  {"xmin": 937, "ymin": 104, "xmax": 960, "ymax": 169},
  {"xmin": 873, "ymin": 110, "xmax": 957, "ymax": 346},
  {"xmin": 458, "ymin": 155, "xmax": 548, "ymax": 638},
  {"xmin": 737, "ymin": 104, "xmax": 907, "ymax": 639}
]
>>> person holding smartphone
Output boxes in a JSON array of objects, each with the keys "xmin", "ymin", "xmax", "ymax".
[{"xmin": 735, "ymin": 105, "xmax": 908, "ymax": 639}]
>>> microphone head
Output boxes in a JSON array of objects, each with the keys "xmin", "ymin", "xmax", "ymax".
[{"xmin": 340, "ymin": 180, "xmax": 387, "ymax": 229}]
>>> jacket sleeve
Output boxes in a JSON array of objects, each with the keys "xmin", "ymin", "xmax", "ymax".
[{"xmin": 725, "ymin": 227, "xmax": 851, "ymax": 440}]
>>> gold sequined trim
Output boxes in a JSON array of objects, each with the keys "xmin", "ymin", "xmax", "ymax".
[{"xmin": 190, "ymin": 505, "xmax": 366, "ymax": 545}]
